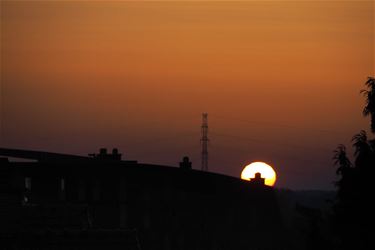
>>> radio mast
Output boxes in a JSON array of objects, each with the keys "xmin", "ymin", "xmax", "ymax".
[{"xmin": 201, "ymin": 113, "xmax": 209, "ymax": 171}]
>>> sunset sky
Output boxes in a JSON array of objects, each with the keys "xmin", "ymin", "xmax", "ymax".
[{"xmin": 1, "ymin": 0, "xmax": 374, "ymax": 189}]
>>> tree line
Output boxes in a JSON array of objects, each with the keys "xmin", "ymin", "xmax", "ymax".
[{"xmin": 333, "ymin": 77, "xmax": 375, "ymax": 250}]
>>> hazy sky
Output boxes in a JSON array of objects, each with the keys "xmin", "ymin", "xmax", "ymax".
[{"xmin": 1, "ymin": 0, "xmax": 374, "ymax": 189}]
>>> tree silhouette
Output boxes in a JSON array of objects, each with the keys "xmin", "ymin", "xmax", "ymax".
[
  {"xmin": 352, "ymin": 130, "xmax": 374, "ymax": 172},
  {"xmin": 333, "ymin": 145, "xmax": 354, "ymax": 203},
  {"xmin": 333, "ymin": 77, "xmax": 375, "ymax": 250},
  {"xmin": 361, "ymin": 77, "xmax": 375, "ymax": 133},
  {"xmin": 333, "ymin": 144, "xmax": 351, "ymax": 176}
]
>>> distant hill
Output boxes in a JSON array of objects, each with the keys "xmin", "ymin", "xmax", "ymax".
[
  {"xmin": 292, "ymin": 190, "xmax": 335, "ymax": 210},
  {"xmin": 276, "ymin": 189, "xmax": 336, "ymax": 250}
]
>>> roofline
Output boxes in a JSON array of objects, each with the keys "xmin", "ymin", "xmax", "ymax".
[{"xmin": 0, "ymin": 147, "xmax": 91, "ymax": 162}]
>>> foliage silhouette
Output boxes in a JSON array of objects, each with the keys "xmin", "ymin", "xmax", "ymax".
[
  {"xmin": 333, "ymin": 77, "xmax": 375, "ymax": 250},
  {"xmin": 361, "ymin": 76, "xmax": 375, "ymax": 133},
  {"xmin": 333, "ymin": 144, "xmax": 352, "ymax": 175}
]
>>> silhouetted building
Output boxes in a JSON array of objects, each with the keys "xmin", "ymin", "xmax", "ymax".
[
  {"xmin": 0, "ymin": 147, "xmax": 283, "ymax": 250},
  {"xmin": 179, "ymin": 156, "xmax": 192, "ymax": 170},
  {"xmin": 89, "ymin": 148, "xmax": 122, "ymax": 161},
  {"xmin": 251, "ymin": 172, "xmax": 265, "ymax": 186}
]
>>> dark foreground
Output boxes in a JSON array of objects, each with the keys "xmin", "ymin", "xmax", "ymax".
[{"xmin": 1, "ymin": 148, "xmax": 333, "ymax": 250}]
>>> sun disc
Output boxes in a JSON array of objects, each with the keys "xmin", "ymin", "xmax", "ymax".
[{"xmin": 241, "ymin": 162, "xmax": 277, "ymax": 186}]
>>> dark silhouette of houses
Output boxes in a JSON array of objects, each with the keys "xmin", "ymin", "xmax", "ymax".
[{"xmin": 0, "ymin": 147, "xmax": 283, "ymax": 250}]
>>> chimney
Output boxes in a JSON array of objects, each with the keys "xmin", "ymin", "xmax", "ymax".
[
  {"xmin": 251, "ymin": 172, "xmax": 265, "ymax": 186},
  {"xmin": 100, "ymin": 148, "xmax": 107, "ymax": 155},
  {"xmin": 179, "ymin": 156, "xmax": 192, "ymax": 170}
]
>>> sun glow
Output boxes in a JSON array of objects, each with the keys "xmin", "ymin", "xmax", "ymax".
[{"xmin": 241, "ymin": 162, "xmax": 277, "ymax": 186}]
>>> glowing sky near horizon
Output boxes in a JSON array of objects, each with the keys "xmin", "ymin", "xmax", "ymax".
[{"xmin": 1, "ymin": 0, "xmax": 374, "ymax": 189}]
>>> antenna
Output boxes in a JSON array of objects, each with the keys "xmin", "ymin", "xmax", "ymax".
[{"xmin": 201, "ymin": 113, "xmax": 209, "ymax": 171}]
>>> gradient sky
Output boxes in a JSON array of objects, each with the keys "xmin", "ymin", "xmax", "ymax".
[{"xmin": 1, "ymin": 0, "xmax": 374, "ymax": 189}]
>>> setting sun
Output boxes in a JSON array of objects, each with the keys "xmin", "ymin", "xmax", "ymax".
[{"xmin": 241, "ymin": 162, "xmax": 277, "ymax": 186}]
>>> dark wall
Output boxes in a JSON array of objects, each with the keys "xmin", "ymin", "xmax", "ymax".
[{"xmin": 1, "ymin": 160, "xmax": 283, "ymax": 250}]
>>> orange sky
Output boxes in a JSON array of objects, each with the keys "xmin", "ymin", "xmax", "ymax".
[{"xmin": 1, "ymin": 0, "xmax": 374, "ymax": 189}]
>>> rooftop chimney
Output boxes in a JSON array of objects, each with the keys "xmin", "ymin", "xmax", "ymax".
[
  {"xmin": 179, "ymin": 156, "xmax": 192, "ymax": 170},
  {"xmin": 251, "ymin": 172, "xmax": 265, "ymax": 186},
  {"xmin": 91, "ymin": 148, "xmax": 122, "ymax": 161}
]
